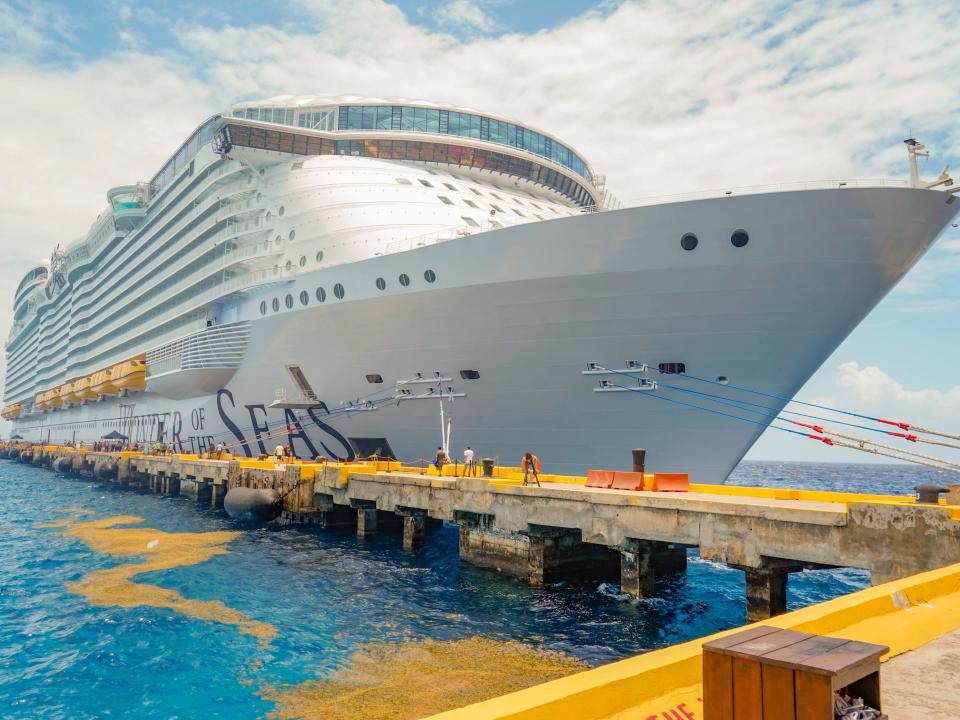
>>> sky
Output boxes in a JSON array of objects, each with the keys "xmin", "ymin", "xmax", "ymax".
[{"xmin": 0, "ymin": 0, "xmax": 958, "ymax": 466}]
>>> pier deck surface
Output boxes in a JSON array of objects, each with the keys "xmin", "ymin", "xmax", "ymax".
[
  {"xmin": 539, "ymin": 482, "xmax": 847, "ymax": 513},
  {"xmin": 882, "ymin": 627, "xmax": 960, "ymax": 716}
]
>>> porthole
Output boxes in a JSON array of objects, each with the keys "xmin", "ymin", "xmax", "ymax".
[
  {"xmin": 334, "ymin": 283, "xmax": 345, "ymax": 299},
  {"xmin": 272, "ymin": 298, "xmax": 280, "ymax": 312},
  {"xmin": 424, "ymin": 269, "xmax": 436, "ymax": 283},
  {"xmin": 681, "ymin": 233, "xmax": 698, "ymax": 251},
  {"xmin": 399, "ymin": 273, "xmax": 410, "ymax": 287},
  {"xmin": 276, "ymin": 234, "xmax": 282, "ymax": 243},
  {"xmin": 299, "ymin": 290, "xmax": 309, "ymax": 306},
  {"xmin": 278, "ymin": 206, "xmax": 285, "ymax": 216},
  {"xmin": 316, "ymin": 250, "xmax": 324, "ymax": 263},
  {"xmin": 256, "ymin": 192, "xmax": 262, "ymax": 202},
  {"xmin": 289, "ymin": 229, "xmax": 296, "ymax": 241},
  {"xmin": 316, "ymin": 287, "xmax": 327, "ymax": 303},
  {"xmin": 376, "ymin": 277, "xmax": 386, "ymax": 291},
  {"xmin": 299, "ymin": 255, "xmax": 306, "ymax": 267},
  {"xmin": 285, "ymin": 259, "xmax": 293, "ymax": 271},
  {"xmin": 285, "ymin": 294, "xmax": 293, "ymax": 309},
  {"xmin": 731, "ymin": 230, "xmax": 749, "ymax": 248},
  {"xmin": 259, "ymin": 300, "xmax": 267, "ymax": 315}
]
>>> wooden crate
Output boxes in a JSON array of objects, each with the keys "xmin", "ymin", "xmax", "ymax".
[{"xmin": 703, "ymin": 626, "xmax": 888, "ymax": 720}]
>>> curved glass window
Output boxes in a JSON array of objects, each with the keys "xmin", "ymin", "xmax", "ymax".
[
  {"xmin": 285, "ymin": 294, "xmax": 294, "ymax": 309},
  {"xmin": 259, "ymin": 301, "xmax": 267, "ymax": 315},
  {"xmin": 333, "ymin": 283, "xmax": 345, "ymax": 299},
  {"xmin": 731, "ymin": 230, "xmax": 749, "ymax": 248},
  {"xmin": 316, "ymin": 287, "xmax": 326, "ymax": 303},
  {"xmin": 272, "ymin": 298, "xmax": 280, "ymax": 312},
  {"xmin": 399, "ymin": 273, "xmax": 410, "ymax": 287},
  {"xmin": 376, "ymin": 277, "xmax": 386, "ymax": 291},
  {"xmin": 226, "ymin": 123, "xmax": 595, "ymax": 207},
  {"xmin": 299, "ymin": 290, "xmax": 309, "ymax": 306},
  {"xmin": 338, "ymin": 105, "xmax": 589, "ymax": 181},
  {"xmin": 424, "ymin": 269, "xmax": 436, "ymax": 283}
]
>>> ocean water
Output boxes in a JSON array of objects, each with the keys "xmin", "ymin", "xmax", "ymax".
[{"xmin": 0, "ymin": 460, "xmax": 946, "ymax": 719}]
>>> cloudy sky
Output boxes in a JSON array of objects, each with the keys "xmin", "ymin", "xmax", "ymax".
[{"xmin": 1, "ymin": 0, "xmax": 958, "ymax": 465}]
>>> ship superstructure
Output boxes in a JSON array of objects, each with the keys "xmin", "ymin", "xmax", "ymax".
[{"xmin": 4, "ymin": 96, "xmax": 958, "ymax": 481}]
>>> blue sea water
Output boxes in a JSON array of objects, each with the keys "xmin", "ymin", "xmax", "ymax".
[{"xmin": 0, "ymin": 460, "xmax": 947, "ymax": 719}]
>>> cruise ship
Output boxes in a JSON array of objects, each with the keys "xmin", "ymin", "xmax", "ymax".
[{"xmin": 3, "ymin": 96, "xmax": 958, "ymax": 482}]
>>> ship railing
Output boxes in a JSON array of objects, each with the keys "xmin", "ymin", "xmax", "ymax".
[
  {"xmin": 381, "ymin": 220, "xmax": 499, "ymax": 255},
  {"xmin": 610, "ymin": 178, "xmax": 913, "ymax": 211},
  {"xmin": 69, "ymin": 187, "xmax": 260, "ymax": 326},
  {"xmin": 146, "ymin": 320, "xmax": 251, "ymax": 374}
]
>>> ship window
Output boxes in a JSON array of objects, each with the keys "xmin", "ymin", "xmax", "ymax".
[
  {"xmin": 490, "ymin": 192, "xmax": 502, "ymax": 200},
  {"xmin": 291, "ymin": 161, "xmax": 303, "ymax": 170},
  {"xmin": 257, "ymin": 192, "xmax": 263, "ymax": 202},
  {"xmin": 316, "ymin": 286, "xmax": 326, "ymax": 302},
  {"xmin": 658, "ymin": 362, "xmax": 686, "ymax": 374},
  {"xmin": 299, "ymin": 255, "xmax": 306, "ymax": 267},
  {"xmin": 490, "ymin": 204, "xmax": 504, "ymax": 212},
  {"xmin": 376, "ymin": 277, "xmax": 386, "ymax": 291},
  {"xmin": 513, "ymin": 197, "xmax": 524, "ymax": 205},
  {"xmin": 289, "ymin": 230, "xmax": 296, "ymax": 241},
  {"xmin": 418, "ymin": 179, "xmax": 434, "ymax": 187},
  {"xmin": 316, "ymin": 251, "xmax": 324, "ymax": 264},
  {"xmin": 285, "ymin": 294, "xmax": 294, "ymax": 309},
  {"xmin": 299, "ymin": 290, "xmax": 309, "ymax": 306},
  {"xmin": 366, "ymin": 374, "xmax": 384, "ymax": 384},
  {"xmin": 424, "ymin": 269, "xmax": 436, "ymax": 283},
  {"xmin": 272, "ymin": 298, "xmax": 280, "ymax": 312},
  {"xmin": 399, "ymin": 273, "xmax": 410, "ymax": 286},
  {"xmin": 464, "ymin": 199, "xmax": 478, "ymax": 208},
  {"xmin": 531, "ymin": 203, "xmax": 542, "ymax": 210},
  {"xmin": 426, "ymin": 168, "xmax": 438, "ymax": 175},
  {"xmin": 469, "ymin": 187, "xmax": 481, "ymax": 195},
  {"xmin": 278, "ymin": 206, "xmax": 285, "ymax": 216},
  {"xmin": 285, "ymin": 259, "xmax": 293, "ymax": 271},
  {"xmin": 438, "ymin": 196, "xmax": 454, "ymax": 205},
  {"xmin": 460, "ymin": 370, "xmax": 480, "ymax": 380},
  {"xmin": 334, "ymin": 283, "xmax": 345, "ymax": 299},
  {"xmin": 443, "ymin": 182, "xmax": 456, "ymax": 190},
  {"xmin": 512, "ymin": 209, "xmax": 525, "ymax": 217},
  {"xmin": 731, "ymin": 230, "xmax": 749, "ymax": 247},
  {"xmin": 462, "ymin": 216, "xmax": 479, "ymax": 227},
  {"xmin": 490, "ymin": 220, "xmax": 503, "ymax": 228},
  {"xmin": 681, "ymin": 233, "xmax": 698, "ymax": 251},
  {"xmin": 396, "ymin": 178, "xmax": 412, "ymax": 185},
  {"xmin": 259, "ymin": 301, "xmax": 267, "ymax": 315}
]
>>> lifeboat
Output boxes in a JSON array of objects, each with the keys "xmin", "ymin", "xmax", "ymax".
[
  {"xmin": 48, "ymin": 387, "xmax": 63, "ymax": 410},
  {"xmin": 35, "ymin": 392, "xmax": 48, "ymax": 410},
  {"xmin": 90, "ymin": 369, "xmax": 119, "ymax": 396},
  {"xmin": 62, "ymin": 381, "xmax": 82, "ymax": 405},
  {"xmin": 0, "ymin": 404, "xmax": 20, "ymax": 420},
  {"xmin": 74, "ymin": 376, "xmax": 99, "ymax": 401},
  {"xmin": 111, "ymin": 359, "xmax": 147, "ymax": 392}
]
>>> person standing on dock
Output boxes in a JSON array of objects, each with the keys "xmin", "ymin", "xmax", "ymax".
[
  {"xmin": 521, "ymin": 452, "xmax": 541, "ymax": 486},
  {"xmin": 274, "ymin": 443, "xmax": 286, "ymax": 463},
  {"xmin": 435, "ymin": 446, "xmax": 448, "ymax": 475},
  {"xmin": 463, "ymin": 446, "xmax": 476, "ymax": 477}
]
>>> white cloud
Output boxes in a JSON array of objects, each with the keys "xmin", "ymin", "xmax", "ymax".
[{"xmin": 435, "ymin": 0, "xmax": 495, "ymax": 33}]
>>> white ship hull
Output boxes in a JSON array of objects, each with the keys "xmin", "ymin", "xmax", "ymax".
[{"xmin": 12, "ymin": 185, "xmax": 958, "ymax": 483}]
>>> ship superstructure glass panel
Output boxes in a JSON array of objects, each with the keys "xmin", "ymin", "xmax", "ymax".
[{"xmin": 228, "ymin": 101, "xmax": 590, "ymax": 184}]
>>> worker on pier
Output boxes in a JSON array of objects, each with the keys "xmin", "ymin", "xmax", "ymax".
[
  {"xmin": 463, "ymin": 446, "xmax": 476, "ymax": 477},
  {"xmin": 274, "ymin": 443, "xmax": 286, "ymax": 463},
  {"xmin": 435, "ymin": 446, "xmax": 448, "ymax": 475},
  {"xmin": 521, "ymin": 452, "xmax": 541, "ymax": 486}
]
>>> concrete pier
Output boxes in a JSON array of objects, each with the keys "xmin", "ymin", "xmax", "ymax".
[{"xmin": 8, "ymin": 445, "xmax": 960, "ymax": 622}]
